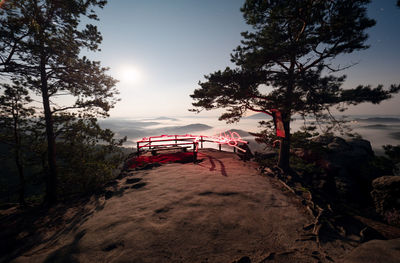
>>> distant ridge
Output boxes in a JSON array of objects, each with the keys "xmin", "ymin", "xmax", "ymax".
[
  {"xmin": 244, "ymin": 113, "xmax": 272, "ymax": 119},
  {"xmin": 150, "ymin": 117, "xmax": 178, "ymax": 121},
  {"xmin": 357, "ymin": 117, "xmax": 400, "ymax": 123},
  {"xmin": 160, "ymin": 123, "xmax": 212, "ymax": 133},
  {"xmin": 363, "ymin": 124, "xmax": 389, "ymax": 129}
]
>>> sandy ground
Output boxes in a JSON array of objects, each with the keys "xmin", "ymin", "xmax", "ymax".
[{"xmin": 7, "ymin": 149, "xmax": 341, "ymax": 263}]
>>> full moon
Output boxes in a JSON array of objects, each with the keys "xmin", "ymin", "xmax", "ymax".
[{"xmin": 118, "ymin": 65, "xmax": 142, "ymax": 84}]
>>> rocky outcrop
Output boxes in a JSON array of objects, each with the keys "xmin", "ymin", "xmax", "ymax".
[
  {"xmin": 371, "ymin": 176, "xmax": 400, "ymax": 225},
  {"xmin": 293, "ymin": 136, "xmax": 376, "ymax": 205},
  {"xmin": 341, "ymin": 238, "xmax": 400, "ymax": 263}
]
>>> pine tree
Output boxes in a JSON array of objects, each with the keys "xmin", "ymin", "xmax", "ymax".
[
  {"xmin": 191, "ymin": 0, "xmax": 400, "ymax": 171},
  {"xmin": 0, "ymin": 80, "xmax": 35, "ymax": 206},
  {"xmin": 0, "ymin": 0, "xmax": 118, "ymax": 205},
  {"xmin": 54, "ymin": 115, "xmax": 126, "ymax": 196}
]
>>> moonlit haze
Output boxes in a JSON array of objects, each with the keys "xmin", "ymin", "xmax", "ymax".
[
  {"xmin": 84, "ymin": 0, "xmax": 400, "ymax": 118},
  {"xmin": 117, "ymin": 65, "xmax": 143, "ymax": 85}
]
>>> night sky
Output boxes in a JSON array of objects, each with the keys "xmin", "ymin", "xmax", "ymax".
[{"xmin": 83, "ymin": 0, "xmax": 400, "ymax": 118}]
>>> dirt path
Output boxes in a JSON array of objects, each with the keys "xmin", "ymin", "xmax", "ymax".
[{"xmin": 10, "ymin": 149, "xmax": 335, "ymax": 263}]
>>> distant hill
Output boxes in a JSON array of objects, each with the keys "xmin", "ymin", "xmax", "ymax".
[
  {"xmin": 150, "ymin": 117, "xmax": 178, "ymax": 121},
  {"xmin": 363, "ymin": 124, "xmax": 389, "ymax": 129},
  {"xmin": 244, "ymin": 113, "xmax": 271, "ymax": 119},
  {"xmin": 158, "ymin": 123, "xmax": 212, "ymax": 134},
  {"xmin": 99, "ymin": 120, "xmax": 160, "ymax": 129},
  {"xmin": 357, "ymin": 117, "xmax": 400, "ymax": 123},
  {"xmin": 116, "ymin": 123, "xmax": 212, "ymax": 139},
  {"xmin": 244, "ymin": 113, "xmax": 300, "ymax": 120}
]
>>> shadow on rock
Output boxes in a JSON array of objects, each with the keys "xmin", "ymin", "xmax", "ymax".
[
  {"xmin": 0, "ymin": 197, "xmax": 102, "ymax": 263},
  {"xmin": 43, "ymin": 230, "xmax": 86, "ymax": 263}
]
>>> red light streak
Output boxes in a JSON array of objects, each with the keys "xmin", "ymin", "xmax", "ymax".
[
  {"xmin": 137, "ymin": 131, "xmax": 248, "ymax": 152},
  {"xmin": 202, "ymin": 131, "xmax": 246, "ymax": 147}
]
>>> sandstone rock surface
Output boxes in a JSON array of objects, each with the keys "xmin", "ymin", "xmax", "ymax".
[{"xmin": 341, "ymin": 238, "xmax": 400, "ymax": 263}]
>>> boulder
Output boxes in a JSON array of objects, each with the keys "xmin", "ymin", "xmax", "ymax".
[
  {"xmin": 341, "ymin": 238, "xmax": 400, "ymax": 263},
  {"xmin": 347, "ymin": 138, "xmax": 374, "ymax": 156},
  {"xmin": 371, "ymin": 176, "xmax": 400, "ymax": 215},
  {"xmin": 327, "ymin": 137, "xmax": 351, "ymax": 151},
  {"xmin": 295, "ymin": 136, "xmax": 375, "ymax": 204},
  {"xmin": 324, "ymin": 138, "xmax": 373, "ymax": 167}
]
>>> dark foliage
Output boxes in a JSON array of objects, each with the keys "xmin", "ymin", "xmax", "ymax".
[
  {"xmin": 54, "ymin": 116, "xmax": 126, "ymax": 198},
  {"xmin": 383, "ymin": 145, "xmax": 400, "ymax": 163},
  {"xmin": 382, "ymin": 145, "xmax": 400, "ymax": 175},
  {"xmin": 0, "ymin": 81, "xmax": 35, "ymax": 206},
  {"xmin": 0, "ymin": 0, "xmax": 118, "ymax": 205}
]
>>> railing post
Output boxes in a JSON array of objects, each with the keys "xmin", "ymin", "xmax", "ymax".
[
  {"xmin": 175, "ymin": 135, "xmax": 177, "ymax": 146},
  {"xmin": 233, "ymin": 147, "xmax": 236, "ymax": 153},
  {"xmin": 193, "ymin": 142, "xmax": 198, "ymax": 163},
  {"xmin": 201, "ymin": 136, "xmax": 203, "ymax": 148},
  {"xmin": 218, "ymin": 143, "xmax": 221, "ymax": 151},
  {"xmin": 137, "ymin": 142, "xmax": 140, "ymax": 155}
]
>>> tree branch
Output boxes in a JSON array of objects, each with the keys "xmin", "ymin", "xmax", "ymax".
[
  {"xmin": 51, "ymin": 105, "xmax": 81, "ymax": 114},
  {"xmin": 244, "ymin": 103, "xmax": 273, "ymax": 116},
  {"xmin": 273, "ymin": 59, "xmax": 289, "ymax": 71},
  {"xmin": 325, "ymin": 62, "xmax": 357, "ymax": 73},
  {"xmin": 295, "ymin": 19, "xmax": 306, "ymax": 42},
  {"xmin": 303, "ymin": 41, "xmax": 340, "ymax": 71}
]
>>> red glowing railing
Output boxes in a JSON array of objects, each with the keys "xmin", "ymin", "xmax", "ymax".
[{"xmin": 136, "ymin": 131, "xmax": 248, "ymax": 154}]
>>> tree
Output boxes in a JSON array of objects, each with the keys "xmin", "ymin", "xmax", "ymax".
[
  {"xmin": 54, "ymin": 116, "xmax": 126, "ymax": 196},
  {"xmin": 0, "ymin": 80, "xmax": 35, "ymax": 206},
  {"xmin": 0, "ymin": 0, "xmax": 118, "ymax": 205},
  {"xmin": 190, "ymin": 0, "xmax": 400, "ymax": 171}
]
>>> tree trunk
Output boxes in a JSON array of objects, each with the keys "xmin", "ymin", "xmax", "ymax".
[
  {"xmin": 13, "ymin": 115, "xmax": 26, "ymax": 207},
  {"xmin": 15, "ymin": 149, "xmax": 26, "ymax": 207},
  {"xmin": 278, "ymin": 116, "xmax": 291, "ymax": 172},
  {"xmin": 278, "ymin": 56, "xmax": 295, "ymax": 172},
  {"xmin": 40, "ymin": 55, "xmax": 58, "ymax": 206}
]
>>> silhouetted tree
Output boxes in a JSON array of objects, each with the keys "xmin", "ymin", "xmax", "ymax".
[
  {"xmin": 54, "ymin": 115, "xmax": 126, "ymax": 197},
  {"xmin": 191, "ymin": 0, "xmax": 400, "ymax": 171},
  {"xmin": 0, "ymin": 80, "xmax": 35, "ymax": 206},
  {"xmin": 0, "ymin": 0, "xmax": 118, "ymax": 205}
]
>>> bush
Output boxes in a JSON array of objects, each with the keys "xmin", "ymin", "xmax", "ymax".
[
  {"xmin": 254, "ymin": 152, "xmax": 278, "ymax": 169},
  {"xmin": 289, "ymin": 155, "xmax": 324, "ymax": 176},
  {"xmin": 55, "ymin": 117, "xmax": 126, "ymax": 198},
  {"xmin": 383, "ymin": 145, "xmax": 400, "ymax": 175}
]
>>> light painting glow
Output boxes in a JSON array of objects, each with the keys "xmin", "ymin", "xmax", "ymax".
[{"xmin": 137, "ymin": 131, "xmax": 248, "ymax": 153}]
